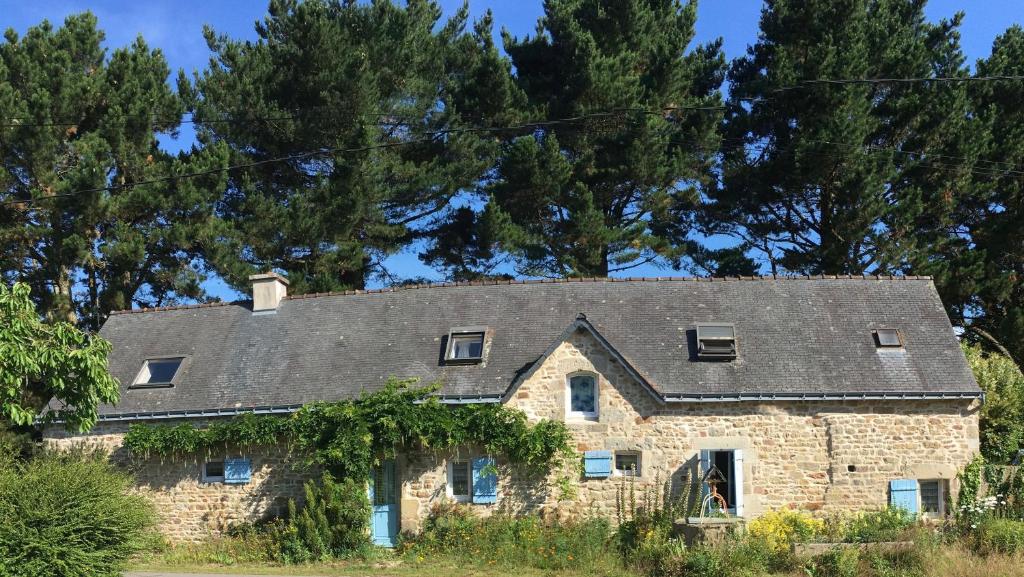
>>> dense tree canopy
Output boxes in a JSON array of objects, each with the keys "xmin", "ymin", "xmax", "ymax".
[
  {"xmin": 0, "ymin": 0, "xmax": 1022, "ymax": 367},
  {"xmin": 0, "ymin": 13, "xmax": 228, "ymax": 328},
  {"xmin": 0, "ymin": 282, "xmax": 119, "ymax": 432},
  {"xmin": 426, "ymin": 0, "xmax": 730, "ymax": 279},
  {"xmin": 941, "ymin": 26, "xmax": 1024, "ymax": 368},
  {"xmin": 189, "ymin": 0, "xmax": 497, "ymax": 294},
  {"xmin": 711, "ymin": 0, "xmax": 973, "ymax": 277}
]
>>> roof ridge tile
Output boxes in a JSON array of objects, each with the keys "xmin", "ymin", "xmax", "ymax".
[{"xmin": 105, "ymin": 274, "xmax": 934, "ymax": 316}]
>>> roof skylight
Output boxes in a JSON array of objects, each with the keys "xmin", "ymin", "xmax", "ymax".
[
  {"xmin": 696, "ymin": 323, "xmax": 737, "ymax": 360},
  {"xmin": 873, "ymin": 328, "xmax": 903, "ymax": 348},
  {"xmin": 131, "ymin": 357, "xmax": 185, "ymax": 388},
  {"xmin": 445, "ymin": 327, "xmax": 486, "ymax": 363}
]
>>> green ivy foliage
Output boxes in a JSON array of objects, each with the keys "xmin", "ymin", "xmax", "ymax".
[{"xmin": 123, "ymin": 379, "xmax": 575, "ymax": 482}]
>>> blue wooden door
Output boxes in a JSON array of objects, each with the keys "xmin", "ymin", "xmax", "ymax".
[{"xmin": 370, "ymin": 460, "xmax": 398, "ymax": 547}]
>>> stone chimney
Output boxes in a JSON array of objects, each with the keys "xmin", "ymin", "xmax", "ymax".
[{"xmin": 249, "ymin": 272, "xmax": 289, "ymax": 312}]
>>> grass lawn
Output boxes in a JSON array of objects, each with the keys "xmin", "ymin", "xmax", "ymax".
[
  {"xmin": 130, "ymin": 543, "xmax": 1024, "ymax": 577},
  {"xmin": 130, "ymin": 555, "xmax": 635, "ymax": 577}
]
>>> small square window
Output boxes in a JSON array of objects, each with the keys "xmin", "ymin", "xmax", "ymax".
[
  {"xmin": 568, "ymin": 374, "xmax": 598, "ymax": 419},
  {"xmin": 202, "ymin": 460, "xmax": 225, "ymax": 483},
  {"xmin": 874, "ymin": 329, "xmax": 903, "ymax": 348},
  {"xmin": 614, "ymin": 452, "xmax": 641, "ymax": 476},
  {"xmin": 919, "ymin": 480, "xmax": 944, "ymax": 516},
  {"xmin": 445, "ymin": 328, "xmax": 486, "ymax": 362},
  {"xmin": 131, "ymin": 357, "xmax": 185, "ymax": 388},
  {"xmin": 448, "ymin": 460, "xmax": 472, "ymax": 502}
]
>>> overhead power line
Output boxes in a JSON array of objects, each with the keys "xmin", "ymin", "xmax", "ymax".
[
  {"xmin": 5, "ymin": 102, "xmax": 1024, "ymax": 208},
  {"xmin": 3, "ymin": 74, "xmax": 1024, "ymax": 128}
]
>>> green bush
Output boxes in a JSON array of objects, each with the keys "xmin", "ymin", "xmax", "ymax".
[
  {"xmin": 0, "ymin": 452, "xmax": 155, "ymax": 577},
  {"xmin": 808, "ymin": 547, "xmax": 860, "ymax": 577},
  {"xmin": 842, "ymin": 508, "xmax": 915, "ymax": 543},
  {"xmin": 662, "ymin": 547, "xmax": 724, "ymax": 577},
  {"xmin": 271, "ymin": 474, "xmax": 371, "ymax": 562},
  {"xmin": 975, "ymin": 517, "xmax": 1024, "ymax": 554},
  {"xmin": 407, "ymin": 502, "xmax": 616, "ymax": 572}
]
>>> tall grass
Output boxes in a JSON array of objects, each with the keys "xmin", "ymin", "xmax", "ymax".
[{"xmin": 404, "ymin": 501, "xmax": 623, "ymax": 574}]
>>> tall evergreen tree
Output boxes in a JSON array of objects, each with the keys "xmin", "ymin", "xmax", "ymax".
[
  {"xmin": 0, "ymin": 14, "xmax": 228, "ymax": 328},
  {"xmin": 190, "ymin": 0, "xmax": 495, "ymax": 294},
  {"xmin": 928, "ymin": 26, "xmax": 1024, "ymax": 366},
  {"xmin": 456, "ymin": 0, "xmax": 726, "ymax": 278},
  {"xmin": 712, "ymin": 0, "xmax": 971, "ymax": 276}
]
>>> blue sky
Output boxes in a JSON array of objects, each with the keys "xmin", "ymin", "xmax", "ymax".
[{"xmin": 3, "ymin": 0, "xmax": 1022, "ymax": 301}]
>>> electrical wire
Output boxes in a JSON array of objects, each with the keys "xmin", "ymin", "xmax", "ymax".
[{"xmin": 3, "ymin": 74, "xmax": 1023, "ymax": 128}]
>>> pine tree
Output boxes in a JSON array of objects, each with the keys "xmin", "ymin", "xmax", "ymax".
[
  {"xmin": 938, "ymin": 26, "xmax": 1024, "ymax": 366},
  {"xmin": 712, "ymin": 0, "xmax": 971, "ymax": 276},
  {"xmin": 467, "ymin": 0, "xmax": 726, "ymax": 278},
  {"xmin": 0, "ymin": 14, "xmax": 228, "ymax": 328},
  {"xmin": 189, "ymin": 0, "xmax": 496, "ymax": 294}
]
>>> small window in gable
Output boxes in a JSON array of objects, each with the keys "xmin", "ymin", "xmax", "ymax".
[
  {"xmin": 131, "ymin": 357, "xmax": 184, "ymax": 388},
  {"xmin": 445, "ymin": 327, "xmax": 486, "ymax": 363},
  {"xmin": 873, "ymin": 328, "xmax": 903, "ymax": 348},
  {"xmin": 567, "ymin": 373, "xmax": 598, "ymax": 420},
  {"xmin": 696, "ymin": 324, "xmax": 737, "ymax": 360}
]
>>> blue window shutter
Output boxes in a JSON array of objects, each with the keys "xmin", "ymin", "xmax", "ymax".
[
  {"xmin": 583, "ymin": 450, "xmax": 612, "ymax": 478},
  {"xmin": 472, "ymin": 457, "xmax": 497, "ymax": 504},
  {"xmin": 224, "ymin": 458, "xmax": 252, "ymax": 485},
  {"xmin": 889, "ymin": 479, "xmax": 918, "ymax": 514}
]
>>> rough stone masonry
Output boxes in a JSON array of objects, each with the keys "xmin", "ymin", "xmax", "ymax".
[{"xmin": 46, "ymin": 328, "xmax": 979, "ymax": 542}]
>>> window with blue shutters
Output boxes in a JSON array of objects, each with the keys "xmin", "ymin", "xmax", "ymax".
[
  {"xmin": 471, "ymin": 457, "xmax": 497, "ymax": 504},
  {"xmin": 583, "ymin": 450, "xmax": 612, "ymax": 478},
  {"xmin": 889, "ymin": 479, "xmax": 919, "ymax": 514},
  {"xmin": 224, "ymin": 458, "xmax": 252, "ymax": 485}
]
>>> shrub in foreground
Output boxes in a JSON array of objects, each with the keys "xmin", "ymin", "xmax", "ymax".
[
  {"xmin": 974, "ymin": 517, "xmax": 1024, "ymax": 555},
  {"xmin": 0, "ymin": 452, "xmax": 155, "ymax": 577},
  {"xmin": 271, "ymin": 474, "xmax": 371, "ymax": 563},
  {"xmin": 406, "ymin": 502, "xmax": 616, "ymax": 571}
]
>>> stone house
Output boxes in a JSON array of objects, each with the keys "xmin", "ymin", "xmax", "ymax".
[{"xmin": 43, "ymin": 275, "xmax": 982, "ymax": 545}]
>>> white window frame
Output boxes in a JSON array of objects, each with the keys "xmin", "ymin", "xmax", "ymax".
[
  {"xmin": 700, "ymin": 448, "xmax": 745, "ymax": 517},
  {"xmin": 202, "ymin": 459, "xmax": 225, "ymax": 483},
  {"xmin": 446, "ymin": 459, "xmax": 473, "ymax": 503},
  {"xmin": 130, "ymin": 356, "xmax": 186, "ymax": 388},
  {"xmin": 566, "ymin": 372, "xmax": 599, "ymax": 421},
  {"xmin": 445, "ymin": 326, "xmax": 487, "ymax": 363},
  {"xmin": 918, "ymin": 479, "xmax": 946, "ymax": 518},
  {"xmin": 613, "ymin": 451, "xmax": 642, "ymax": 477}
]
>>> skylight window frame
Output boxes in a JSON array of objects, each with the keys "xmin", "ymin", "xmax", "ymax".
[
  {"xmin": 129, "ymin": 355, "xmax": 188, "ymax": 389},
  {"xmin": 873, "ymin": 328, "xmax": 904, "ymax": 349},
  {"xmin": 695, "ymin": 323, "xmax": 738, "ymax": 360},
  {"xmin": 444, "ymin": 326, "xmax": 488, "ymax": 364}
]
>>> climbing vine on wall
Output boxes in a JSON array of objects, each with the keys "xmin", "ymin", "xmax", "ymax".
[{"xmin": 122, "ymin": 379, "xmax": 576, "ymax": 482}]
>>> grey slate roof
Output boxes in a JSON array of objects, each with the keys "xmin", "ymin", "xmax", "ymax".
[{"xmin": 90, "ymin": 277, "xmax": 981, "ymax": 419}]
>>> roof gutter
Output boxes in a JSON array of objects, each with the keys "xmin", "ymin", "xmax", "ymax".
[
  {"xmin": 86, "ymin": 404, "xmax": 305, "ymax": 423},
  {"xmin": 660, "ymin": 391, "xmax": 984, "ymax": 403},
  {"xmin": 435, "ymin": 395, "xmax": 503, "ymax": 405},
  {"xmin": 60, "ymin": 391, "xmax": 980, "ymax": 424}
]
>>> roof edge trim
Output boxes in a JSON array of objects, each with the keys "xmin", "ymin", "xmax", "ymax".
[
  {"xmin": 662, "ymin": 391, "xmax": 983, "ymax": 402},
  {"xmin": 64, "ymin": 390, "xmax": 980, "ymax": 424}
]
